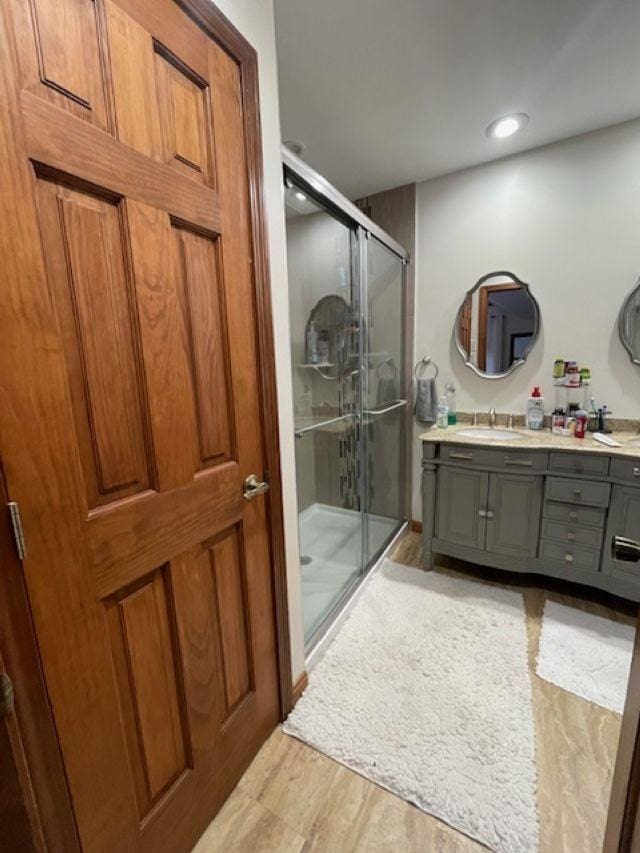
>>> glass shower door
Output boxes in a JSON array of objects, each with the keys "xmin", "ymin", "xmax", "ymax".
[
  {"xmin": 363, "ymin": 234, "xmax": 407, "ymax": 563},
  {"xmin": 284, "ymin": 180, "xmax": 363, "ymax": 647}
]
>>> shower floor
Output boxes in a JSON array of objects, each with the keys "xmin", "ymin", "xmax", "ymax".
[{"xmin": 298, "ymin": 502, "xmax": 399, "ymax": 642}]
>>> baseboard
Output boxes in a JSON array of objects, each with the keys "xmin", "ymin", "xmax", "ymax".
[
  {"xmin": 290, "ymin": 671, "xmax": 308, "ymax": 709},
  {"xmin": 410, "ymin": 520, "xmax": 423, "ymax": 533}
]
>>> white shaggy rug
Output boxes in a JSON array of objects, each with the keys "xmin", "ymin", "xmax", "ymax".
[
  {"xmin": 536, "ymin": 601, "xmax": 634, "ymax": 713},
  {"xmin": 284, "ymin": 560, "xmax": 539, "ymax": 853}
]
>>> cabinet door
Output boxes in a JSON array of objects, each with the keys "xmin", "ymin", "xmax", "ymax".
[
  {"xmin": 603, "ymin": 486, "xmax": 640, "ymax": 585},
  {"xmin": 486, "ymin": 473, "xmax": 542, "ymax": 557},
  {"xmin": 436, "ymin": 467, "xmax": 489, "ymax": 550}
]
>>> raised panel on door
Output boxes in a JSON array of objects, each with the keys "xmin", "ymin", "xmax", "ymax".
[
  {"xmin": 436, "ymin": 467, "xmax": 488, "ymax": 550},
  {"xmin": 603, "ymin": 486, "xmax": 640, "ymax": 586},
  {"xmin": 12, "ymin": 0, "xmax": 112, "ymax": 130},
  {"xmin": 486, "ymin": 473, "xmax": 542, "ymax": 558},
  {"xmin": 36, "ymin": 177, "xmax": 153, "ymax": 510},
  {"xmin": 1, "ymin": 0, "xmax": 281, "ymax": 851}
]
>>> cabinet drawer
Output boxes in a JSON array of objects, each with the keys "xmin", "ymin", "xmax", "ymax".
[
  {"xmin": 543, "ymin": 500, "xmax": 606, "ymax": 528},
  {"xmin": 440, "ymin": 444, "xmax": 548, "ymax": 471},
  {"xmin": 545, "ymin": 477, "xmax": 611, "ymax": 508},
  {"xmin": 610, "ymin": 457, "xmax": 640, "ymax": 484},
  {"xmin": 540, "ymin": 519, "xmax": 603, "ymax": 549},
  {"xmin": 549, "ymin": 452, "xmax": 609, "ymax": 477},
  {"xmin": 539, "ymin": 539, "xmax": 601, "ymax": 572}
]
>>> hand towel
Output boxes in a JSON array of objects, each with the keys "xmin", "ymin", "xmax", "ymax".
[{"xmin": 414, "ymin": 377, "xmax": 437, "ymax": 424}]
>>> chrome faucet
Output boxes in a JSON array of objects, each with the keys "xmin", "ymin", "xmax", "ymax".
[{"xmin": 488, "ymin": 408, "xmax": 496, "ymax": 428}]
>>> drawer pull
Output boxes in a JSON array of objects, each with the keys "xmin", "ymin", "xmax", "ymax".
[
  {"xmin": 504, "ymin": 457, "xmax": 533, "ymax": 467},
  {"xmin": 569, "ymin": 510, "xmax": 578, "ymax": 520},
  {"xmin": 450, "ymin": 451, "xmax": 474, "ymax": 460},
  {"xmin": 634, "ymin": 467, "xmax": 640, "ymax": 478},
  {"xmin": 565, "ymin": 552, "xmax": 574, "ymax": 563},
  {"xmin": 567, "ymin": 531, "xmax": 576, "ymax": 542},
  {"xmin": 572, "ymin": 489, "xmax": 582, "ymax": 497},
  {"xmin": 478, "ymin": 509, "xmax": 494, "ymax": 519}
]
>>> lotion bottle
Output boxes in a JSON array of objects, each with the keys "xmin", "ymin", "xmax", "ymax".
[{"xmin": 526, "ymin": 386, "xmax": 544, "ymax": 430}]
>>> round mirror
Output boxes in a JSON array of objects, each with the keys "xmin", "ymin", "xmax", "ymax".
[
  {"xmin": 619, "ymin": 278, "xmax": 640, "ymax": 367},
  {"xmin": 304, "ymin": 294, "xmax": 354, "ymax": 380},
  {"xmin": 454, "ymin": 271, "xmax": 540, "ymax": 378}
]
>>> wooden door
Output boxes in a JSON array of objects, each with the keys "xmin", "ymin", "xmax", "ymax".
[
  {"xmin": 0, "ymin": 1, "xmax": 283, "ymax": 850},
  {"xmin": 436, "ymin": 467, "xmax": 488, "ymax": 550},
  {"xmin": 485, "ymin": 473, "xmax": 542, "ymax": 558}
]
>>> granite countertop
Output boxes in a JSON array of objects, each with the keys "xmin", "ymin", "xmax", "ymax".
[{"xmin": 420, "ymin": 425, "xmax": 640, "ymax": 459}]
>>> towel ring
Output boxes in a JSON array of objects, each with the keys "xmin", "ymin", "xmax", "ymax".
[
  {"xmin": 376, "ymin": 356, "xmax": 397, "ymax": 381},
  {"xmin": 414, "ymin": 356, "xmax": 438, "ymax": 381}
]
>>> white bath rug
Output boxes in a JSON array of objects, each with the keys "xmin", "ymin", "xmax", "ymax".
[
  {"xmin": 284, "ymin": 560, "xmax": 539, "ymax": 853},
  {"xmin": 536, "ymin": 600, "xmax": 634, "ymax": 713}
]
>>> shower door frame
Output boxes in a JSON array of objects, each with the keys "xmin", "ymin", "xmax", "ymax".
[{"xmin": 283, "ymin": 147, "xmax": 412, "ymax": 654}]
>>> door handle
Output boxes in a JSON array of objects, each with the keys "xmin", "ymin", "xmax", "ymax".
[
  {"xmin": 504, "ymin": 457, "xmax": 533, "ymax": 467},
  {"xmin": 243, "ymin": 474, "xmax": 270, "ymax": 500},
  {"xmin": 612, "ymin": 535, "xmax": 640, "ymax": 563}
]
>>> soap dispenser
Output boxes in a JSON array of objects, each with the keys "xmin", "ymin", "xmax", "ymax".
[{"xmin": 526, "ymin": 386, "xmax": 544, "ymax": 430}]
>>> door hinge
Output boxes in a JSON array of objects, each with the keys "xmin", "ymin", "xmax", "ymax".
[
  {"xmin": 0, "ymin": 672, "xmax": 14, "ymax": 718},
  {"xmin": 8, "ymin": 501, "xmax": 26, "ymax": 560}
]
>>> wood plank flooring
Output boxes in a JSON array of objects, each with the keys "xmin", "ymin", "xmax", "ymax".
[{"xmin": 193, "ymin": 532, "xmax": 637, "ymax": 853}]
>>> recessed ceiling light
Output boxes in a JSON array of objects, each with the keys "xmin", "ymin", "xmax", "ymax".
[
  {"xmin": 486, "ymin": 113, "xmax": 529, "ymax": 139},
  {"xmin": 294, "ymin": 191, "xmax": 307, "ymax": 202}
]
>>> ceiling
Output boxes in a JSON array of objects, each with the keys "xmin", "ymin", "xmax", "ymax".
[{"xmin": 274, "ymin": 0, "xmax": 640, "ymax": 199}]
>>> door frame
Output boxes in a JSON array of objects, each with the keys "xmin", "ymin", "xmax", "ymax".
[
  {"xmin": 604, "ymin": 617, "xmax": 640, "ymax": 852},
  {"xmin": 477, "ymin": 282, "xmax": 520, "ymax": 371},
  {"xmin": 0, "ymin": 0, "xmax": 291, "ymax": 847}
]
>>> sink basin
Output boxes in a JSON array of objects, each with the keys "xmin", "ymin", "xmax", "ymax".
[
  {"xmin": 456, "ymin": 427, "xmax": 525, "ymax": 441},
  {"xmin": 626, "ymin": 438, "xmax": 640, "ymax": 447}
]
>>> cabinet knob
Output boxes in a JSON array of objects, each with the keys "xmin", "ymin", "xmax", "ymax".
[
  {"xmin": 564, "ymin": 552, "xmax": 574, "ymax": 563},
  {"xmin": 567, "ymin": 531, "xmax": 576, "ymax": 542}
]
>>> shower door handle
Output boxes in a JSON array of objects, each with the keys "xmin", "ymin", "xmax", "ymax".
[
  {"xmin": 243, "ymin": 474, "xmax": 270, "ymax": 500},
  {"xmin": 364, "ymin": 399, "xmax": 408, "ymax": 416}
]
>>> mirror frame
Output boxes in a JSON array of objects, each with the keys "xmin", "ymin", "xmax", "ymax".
[
  {"xmin": 454, "ymin": 270, "xmax": 541, "ymax": 380},
  {"xmin": 619, "ymin": 277, "xmax": 640, "ymax": 368}
]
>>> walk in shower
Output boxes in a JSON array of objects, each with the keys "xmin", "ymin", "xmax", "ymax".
[{"xmin": 283, "ymin": 149, "xmax": 410, "ymax": 651}]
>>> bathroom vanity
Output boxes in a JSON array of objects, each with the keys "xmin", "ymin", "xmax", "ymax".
[{"xmin": 421, "ymin": 428, "xmax": 640, "ymax": 600}]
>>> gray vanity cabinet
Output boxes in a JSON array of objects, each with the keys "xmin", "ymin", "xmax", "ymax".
[
  {"xmin": 486, "ymin": 473, "xmax": 542, "ymax": 557},
  {"xmin": 603, "ymin": 485, "xmax": 640, "ymax": 588},
  {"xmin": 436, "ymin": 467, "xmax": 488, "ymax": 550},
  {"xmin": 423, "ymin": 438, "xmax": 640, "ymax": 601},
  {"xmin": 436, "ymin": 466, "xmax": 541, "ymax": 557}
]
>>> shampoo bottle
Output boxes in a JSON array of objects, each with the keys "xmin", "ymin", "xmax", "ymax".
[{"xmin": 526, "ymin": 386, "xmax": 544, "ymax": 430}]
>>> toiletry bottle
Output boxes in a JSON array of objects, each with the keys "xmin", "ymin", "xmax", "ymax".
[
  {"xmin": 317, "ymin": 330, "xmax": 330, "ymax": 365},
  {"xmin": 526, "ymin": 386, "xmax": 544, "ymax": 430},
  {"xmin": 444, "ymin": 382, "xmax": 457, "ymax": 425},
  {"xmin": 575, "ymin": 408, "xmax": 588, "ymax": 439},
  {"xmin": 436, "ymin": 398, "xmax": 449, "ymax": 429},
  {"xmin": 306, "ymin": 320, "xmax": 319, "ymax": 364},
  {"xmin": 553, "ymin": 358, "xmax": 565, "ymax": 384},
  {"xmin": 565, "ymin": 361, "xmax": 580, "ymax": 388},
  {"xmin": 552, "ymin": 410, "xmax": 565, "ymax": 434}
]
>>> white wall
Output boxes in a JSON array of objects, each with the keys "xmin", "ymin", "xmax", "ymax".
[
  {"xmin": 214, "ymin": 0, "xmax": 305, "ymax": 680},
  {"xmin": 413, "ymin": 119, "xmax": 640, "ymax": 519}
]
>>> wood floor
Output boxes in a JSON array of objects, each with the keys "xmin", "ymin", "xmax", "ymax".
[{"xmin": 193, "ymin": 532, "xmax": 637, "ymax": 853}]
